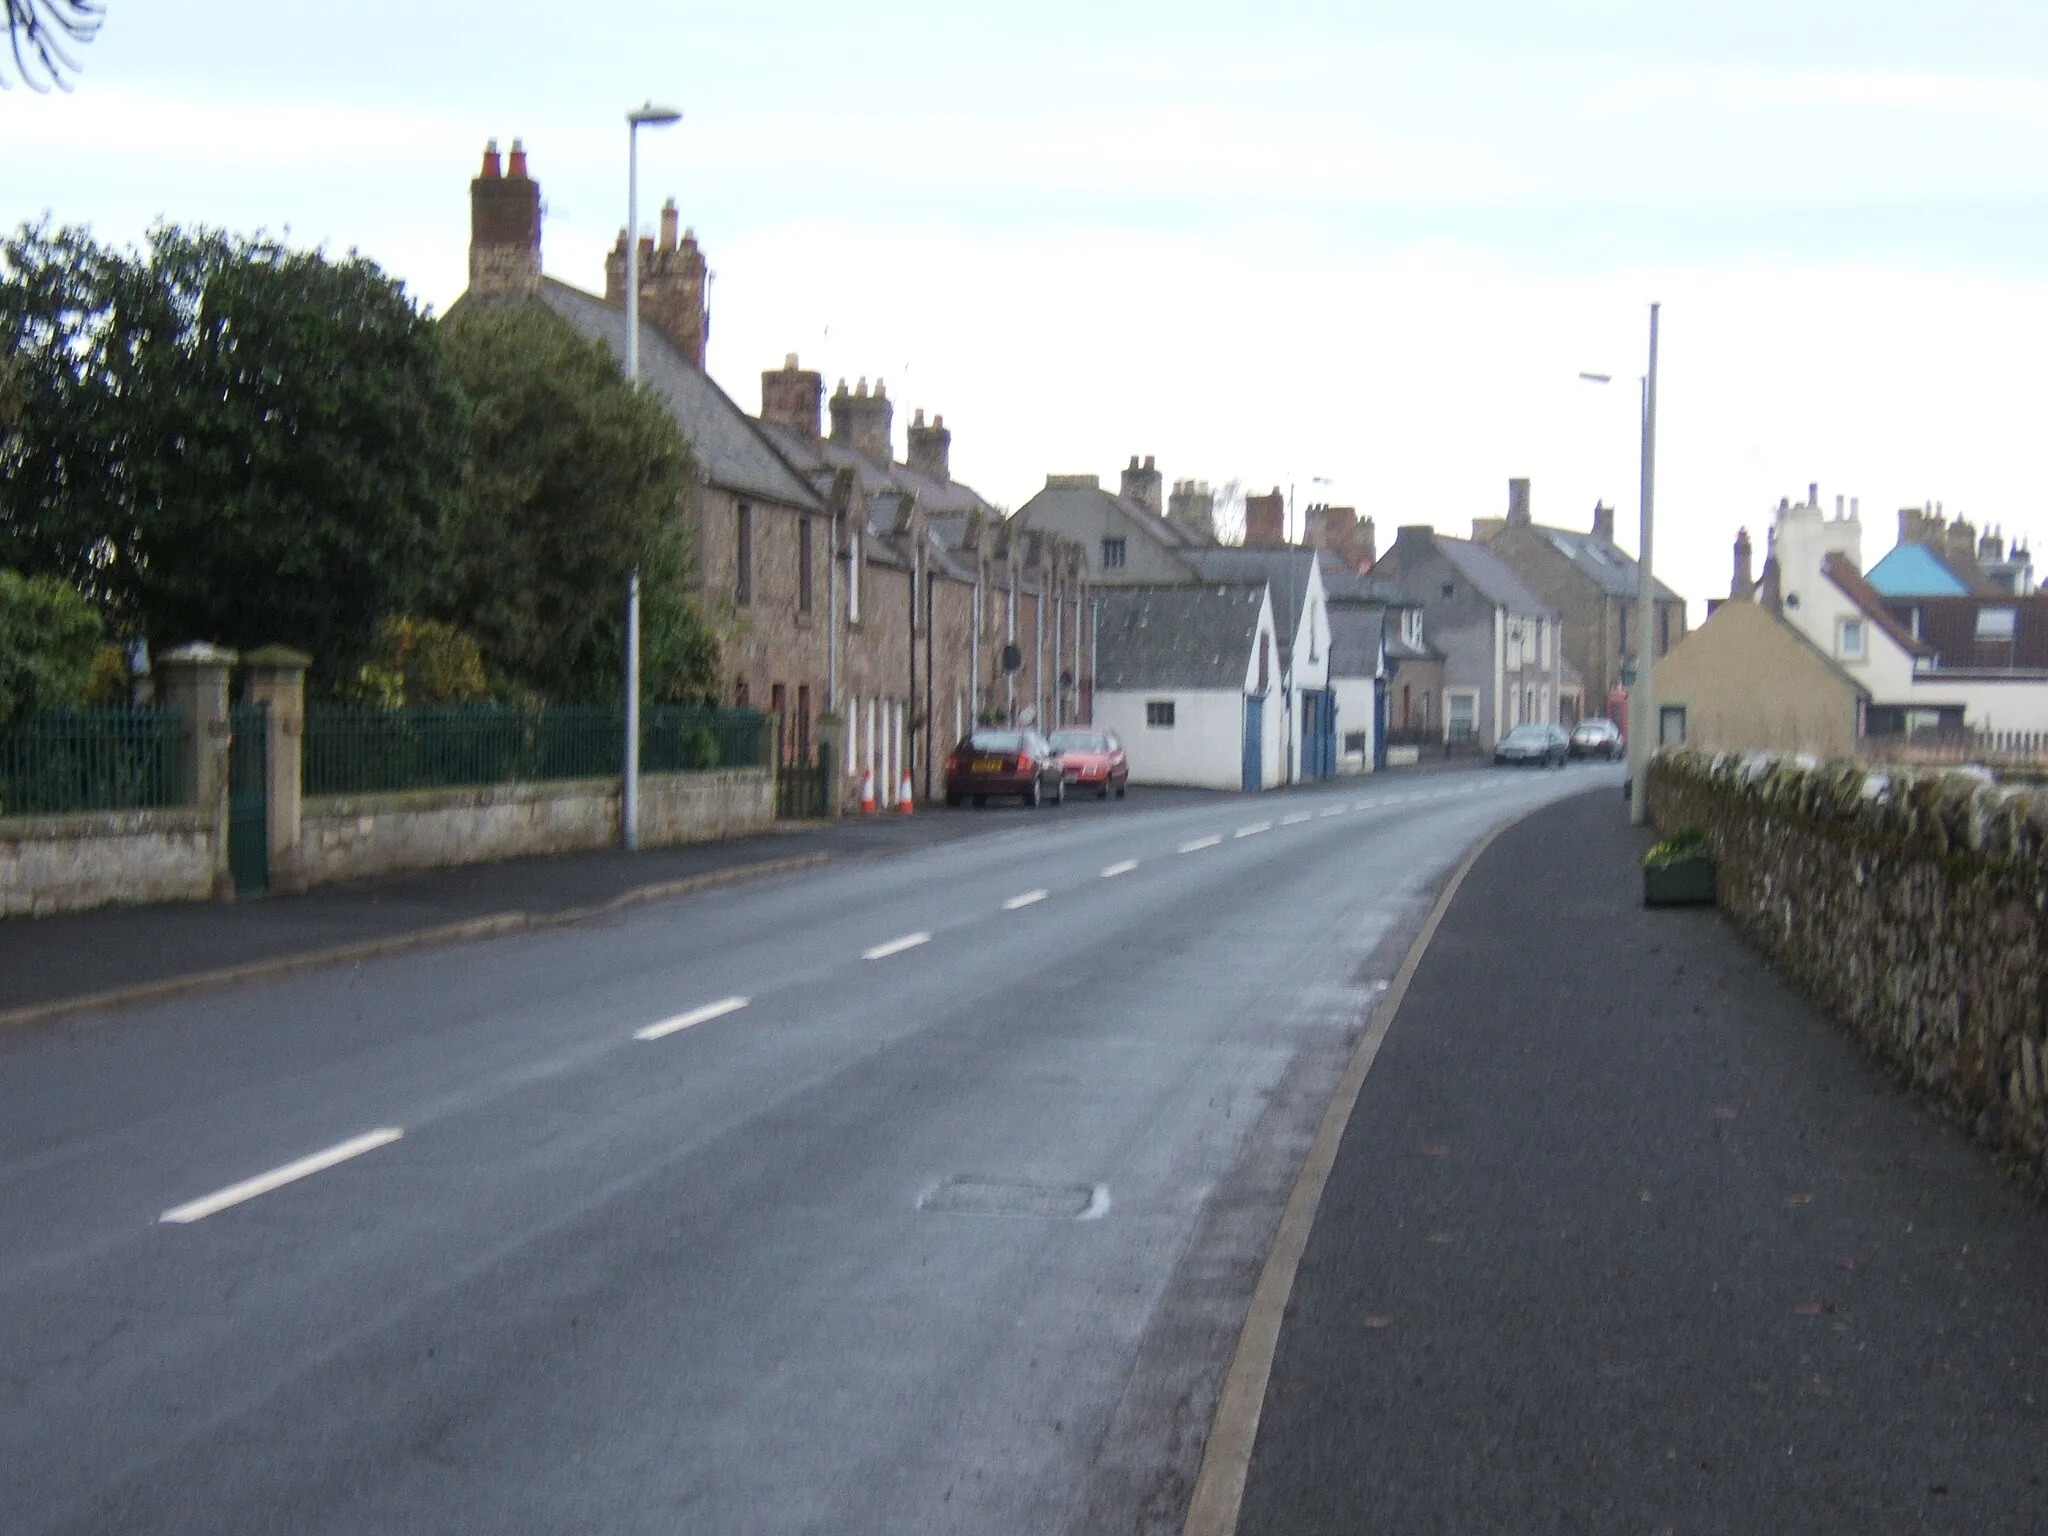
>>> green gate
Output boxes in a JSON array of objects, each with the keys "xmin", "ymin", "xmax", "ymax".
[
  {"xmin": 228, "ymin": 702, "xmax": 269, "ymax": 895},
  {"xmin": 776, "ymin": 741, "xmax": 829, "ymax": 820}
]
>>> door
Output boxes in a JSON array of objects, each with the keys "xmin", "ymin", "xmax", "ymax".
[
  {"xmin": 227, "ymin": 702, "xmax": 268, "ymax": 896},
  {"xmin": 1242, "ymin": 695, "xmax": 1264, "ymax": 791}
]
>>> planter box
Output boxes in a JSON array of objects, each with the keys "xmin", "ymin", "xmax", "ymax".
[{"xmin": 1644, "ymin": 855, "xmax": 1716, "ymax": 907}]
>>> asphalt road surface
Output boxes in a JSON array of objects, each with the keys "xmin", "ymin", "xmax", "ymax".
[{"xmin": 0, "ymin": 764, "xmax": 1613, "ymax": 1535}]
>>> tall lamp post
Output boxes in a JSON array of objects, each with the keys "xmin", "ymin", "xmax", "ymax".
[
  {"xmin": 1578, "ymin": 301, "xmax": 1661, "ymax": 825},
  {"xmin": 621, "ymin": 100, "xmax": 682, "ymax": 852}
]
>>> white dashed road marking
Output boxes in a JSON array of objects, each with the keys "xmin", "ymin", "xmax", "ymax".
[
  {"xmin": 1235, "ymin": 822, "xmax": 1272, "ymax": 838},
  {"xmin": 1280, "ymin": 812, "xmax": 1312, "ymax": 826},
  {"xmin": 863, "ymin": 931, "xmax": 932, "ymax": 961},
  {"xmin": 637, "ymin": 996, "xmax": 750, "ymax": 1041},
  {"xmin": 1179, "ymin": 835, "xmax": 1222, "ymax": 853},
  {"xmin": 159, "ymin": 1128, "xmax": 404, "ymax": 1224},
  {"xmin": 1353, "ymin": 800, "xmax": 1376, "ymax": 810},
  {"xmin": 1319, "ymin": 806, "xmax": 1347, "ymax": 818},
  {"xmin": 1101, "ymin": 859, "xmax": 1139, "ymax": 878},
  {"xmin": 1003, "ymin": 889, "xmax": 1049, "ymax": 910}
]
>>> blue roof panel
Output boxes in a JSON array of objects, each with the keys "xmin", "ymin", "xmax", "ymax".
[{"xmin": 1866, "ymin": 543, "xmax": 1970, "ymax": 597}]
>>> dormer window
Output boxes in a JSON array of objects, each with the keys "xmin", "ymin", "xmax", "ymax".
[
  {"xmin": 1101, "ymin": 536, "xmax": 1127, "ymax": 571},
  {"xmin": 1978, "ymin": 607, "xmax": 2017, "ymax": 640}
]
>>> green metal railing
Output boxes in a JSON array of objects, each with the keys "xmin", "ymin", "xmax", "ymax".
[
  {"xmin": 0, "ymin": 708, "xmax": 187, "ymax": 817},
  {"xmin": 302, "ymin": 704, "xmax": 770, "ymax": 796}
]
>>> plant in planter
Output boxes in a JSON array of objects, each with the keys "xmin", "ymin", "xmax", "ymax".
[{"xmin": 1643, "ymin": 826, "xmax": 1716, "ymax": 906}]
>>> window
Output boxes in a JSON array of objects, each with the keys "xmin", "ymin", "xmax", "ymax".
[
  {"xmin": 1146, "ymin": 700, "xmax": 1176, "ymax": 728},
  {"xmin": 1617, "ymin": 607, "xmax": 1628, "ymax": 653},
  {"xmin": 1978, "ymin": 607, "xmax": 2017, "ymax": 640},
  {"xmin": 1447, "ymin": 690, "xmax": 1477, "ymax": 743},
  {"xmin": 1258, "ymin": 634, "xmax": 1271, "ymax": 693},
  {"xmin": 1659, "ymin": 704, "xmax": 1688, "ymax": 746},
  {"xmin": 735, "ymin": 503, "xmax": 753, "ymax": 606},
  {"xmin": 1101, "ymin": 536, "xmax": 1127, "ymax": 570},
  {"xmin": 799, "ymin": 518, "xmax": 814, "ymax": 613},
  {"xmin": 848, "ymin": 525, "xmax": 862, "ymax": 622},
  {"xmin": 1658, "ymin": 606, "xmax": 1671, "ymax": 656},
  {"xmin": 1401, "ymin": 608, "xmax": 1423, "ymax": 646},
  {"xmin": 1837, "ymin": 617, "xmax": 1866, "ymax": 659},
  {"xmin": 1441, "ymin": 582, "xmax": 1455, "ymax": 598},
  {"xmin": 796, "ymin": 684, "xmax": 812, "ymax": 762},
  {"xmin": 770, "ymin": 682, "xmax": 788, "ymax": 761}
]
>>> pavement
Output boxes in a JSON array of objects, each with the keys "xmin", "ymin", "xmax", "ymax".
[
  {"xmin": 1236, "ymin": 786, "xmax": 2048, "ymax": 1535},
  {"xmin": 0, "ymin": 762, "xmax": 1603, "ymax": 1535}
]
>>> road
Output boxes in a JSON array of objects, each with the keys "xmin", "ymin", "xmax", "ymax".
[{"xmin": 0, "ymin": 763, "xmax": 1615, "ymax": 1535}]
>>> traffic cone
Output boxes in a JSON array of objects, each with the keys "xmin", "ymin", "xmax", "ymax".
[
  {"xmin": 897, "ymin": 772, "xmax": 915, "ymax": 815},
  {"xmin": 859, "ymin": 769, "xmax": 876, "ymax": 815}
]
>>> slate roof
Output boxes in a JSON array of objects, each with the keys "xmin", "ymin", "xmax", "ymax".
[
  {"xmin": 1864, "ymin": 541, "xmax": 1981, "ymax": 598},
  {"xmin": 534, "ymin": 280, "xmax": 823, "ymax": 512},
  {"xmin": 1820, "ymin": 553, "xmax": 1935, "ymax": 658},
  {"xmin": 1016, "ymin": 479, "xmax": 1203, "ymax": 559},
  {"xmin": 1327, "ymin": 604, "xmax": 1385, "ymax": 680},
  {"xmin": 754, "ymin": 422, "xmax": 999, "ymax": 519},
  {"xmin": 1178, "ymin": 548, "xmax": 1320, "ymax": 660},
  {"xmin": 1534, "ymin": 527, "xmax": 1683, "ymax": 605},
  {"xmin": 1877, "ymin": 592, "xmax": 2048, "ymax": 671},
  {"xmin": 1432, "ymin": 536, "xmax": 1555, "ymax": 618},
  {"xmin": 1094, "ymin": 584, "xmax": 1266, "ymax": 691}
]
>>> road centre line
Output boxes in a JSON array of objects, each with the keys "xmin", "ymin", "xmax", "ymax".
[
  {"xmin": 1319, "ymin": 806, "xmax": 1348, "ymax": 818},
  {"xmin": 1101, "ymin": 859, "xmax": 1139, "ymax": 878},
  {"xmin": 1003, "ymin": 889, "xmax": 1048, "ymax": 910},
  {"xmin": 862, "ymin": 931, "xmax": 932, "ymax": 961},
  {"xmin": 1353, "ymin": 800, "xmax": 1376, "ymax": 810},
  {"xmin": 1235, "ymin": 822, "xmax": 1272, "ymax": 838},
  {"xmin": 159, "ymin": 1128, "xmax": 404, "ymax": 1224},
  {"xmin": 636, "ymin": 995, "xmax": 749, "ymax": 1041},
  {"xmin": 1179, "ymin": 835, "xmax": 1222, "ymax": 853},
  {"xmin": 1280, "ymin": 812, "xmax": 1313, "ymax": 826}
]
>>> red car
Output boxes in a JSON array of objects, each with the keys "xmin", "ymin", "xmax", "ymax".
[
  {"xmin": 1048, "ymin": 728, "xmax": 1128, "ymax": 800},
  {"xmin": 943, "ymin": 728, "xmax": 1066, "ymax": 807}
]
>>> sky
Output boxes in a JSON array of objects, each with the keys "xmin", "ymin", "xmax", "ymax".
[{"xmin": 7, "ymin": 1, "xmax": 2048, "ymax": 619}]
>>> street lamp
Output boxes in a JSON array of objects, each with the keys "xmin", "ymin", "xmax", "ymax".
[
  {"xmin": 1578, "ymin": 304, "xmax": 1661, "ymax": 825},
  {"xmin": 621, "ymin": 100, "xmax": 682, "ymax": 853}
]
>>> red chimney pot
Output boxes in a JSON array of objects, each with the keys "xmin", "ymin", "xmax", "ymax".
[
  {"xmin": 480, "ymin": 140, "xmax": 502, "ymax": 178},
  {"xmin": 507, "ymin": 139, "xmax": 528, "ymax": 179}
]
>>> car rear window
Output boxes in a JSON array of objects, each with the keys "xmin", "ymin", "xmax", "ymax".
[
  {"xmin": 1048, "ymin": 732, "xmax": 1109, "ymax": 752},
  {"xmin": 968, "ymin": 731, "xmax": 1024, "ymax": 752}
]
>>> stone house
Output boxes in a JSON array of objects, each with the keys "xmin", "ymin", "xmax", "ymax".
[
  {"xmin": 1656, "ymin": 595, "xmax": 1870, "ymax": 758},
  {"xmin": 1008, "ymin": 459, "xmax": 1214, "ymax": 584},
  {"xmin": 1374, "ymin": 525, "xmax": 1563, "ymax": 750},
  {"xmin": 454, "ymin": 141, "xmax": 830, "ymax": 767},
  {"xmin": 1474, "ymin": 478, "xmax": 1685, "ymax": 719}
]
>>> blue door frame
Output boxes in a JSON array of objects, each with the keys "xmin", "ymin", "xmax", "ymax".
[{"xmin": 1242, "ymin": 695, "xmax": 1264, "ymax": 790}]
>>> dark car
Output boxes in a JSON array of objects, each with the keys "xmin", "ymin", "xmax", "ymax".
[
  {"xmin": 943, "ymin": 728, "xmax": 1066, "ymax": 807},
  {"xmin": 1569, "ymin": 717, "xmax": 1624, "ymax": 760},
  {"xmin": 1047, "ymin": 728, "xmax": 1128, "ymax": 800},
  {"xmin": 1495, "ymin": 723, "xmax": 1569, "ymax": 767}
]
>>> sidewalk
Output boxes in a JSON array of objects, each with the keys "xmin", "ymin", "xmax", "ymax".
[{"xmin": 1236, "ymin": 787, "xmax": 2048, "ymax": 1534}]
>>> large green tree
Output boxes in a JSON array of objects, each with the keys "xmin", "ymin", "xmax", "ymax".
[
  {"xmin": 438, "ymin": 304, "xmax": 718, "ymax": 704},
  {"xmin": 0, "ymin": 222, "xmax": 468, "ymax": 684},
  {"xmin": 0, "ymin": 567, "xmax": 101, "ymax": 718}
]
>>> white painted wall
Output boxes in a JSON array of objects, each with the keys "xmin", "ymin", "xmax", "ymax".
[
  {"xmin": 1907, "ymin": 675, "xmax": 2048, "ymax": 732},
  {"xmin": 1333, "ymin": 675, "xmax": 1378, "ymax": 773},
  {"xmin": 1097, "ymin": 689, "xmax": 1248, "ymax": 789}
]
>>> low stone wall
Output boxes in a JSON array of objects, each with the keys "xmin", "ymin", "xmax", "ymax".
[
  {"xmin": 0, "ymin": 807, "xmax": 220, "ymax": 917},
  {"xmin": 297, "ymin": 769, "xmax": 775, "ymax": 887},
  {"xmin": 1648, "ymin": 748, "xmax": 2048, "ymax": 1187}
]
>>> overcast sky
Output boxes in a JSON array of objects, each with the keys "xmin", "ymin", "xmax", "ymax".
[{"xmin": 8, "ymin": 1, "xmax": 2048, "ymax": 614}]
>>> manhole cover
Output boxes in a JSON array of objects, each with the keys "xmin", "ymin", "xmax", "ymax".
[{"xmin": 918, "ymin": 1176, "xmax": 1108, "ymax": 1220}]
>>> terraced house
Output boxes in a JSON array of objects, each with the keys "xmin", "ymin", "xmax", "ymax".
[{"xmin": 453, "ymin": 142, "xmax": 1095, "ymax": 806}]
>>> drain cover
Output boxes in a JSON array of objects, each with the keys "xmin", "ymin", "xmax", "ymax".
[{"xmin": 918, "ymin": 1176, "xmax": 1107, "ymax": 1220}]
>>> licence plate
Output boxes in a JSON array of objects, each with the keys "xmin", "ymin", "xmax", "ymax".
[{"xmin": 972, "ymin": 757, "xmax": 1003, "ymax": 772}]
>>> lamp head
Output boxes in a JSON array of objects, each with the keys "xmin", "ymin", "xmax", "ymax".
[{"xmin": 629, "ymin": 102, "xmax": 683, "ymax": 127}]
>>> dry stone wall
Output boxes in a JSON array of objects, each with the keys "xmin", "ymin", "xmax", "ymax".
[
  {"xmin": 1648, "ymin": 748, "xmax": 2048, "ymax": 1189},
  {"xmin": 0, "ymin": 808, "xmax": 220, "ymax": 917}
]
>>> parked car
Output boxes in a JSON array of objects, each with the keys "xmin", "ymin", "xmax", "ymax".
[
  {"xmin": 943, "ymin": 728, "xmax": 1066, "ymax": 807},
  {"xmin": 1569, "ymin": 717, "xmax": 1624, "ymax": 760},
  {"xmin": 1494, "ymin": 723, "xmax": 1569, "ymax": 767},
  {"xmin": 1047, "ymin": 728, "xmax": 1128, "ymax": 800}
]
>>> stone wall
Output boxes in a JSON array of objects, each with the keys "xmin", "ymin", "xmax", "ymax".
[
  {"xmin": 1648, "ymin": 748, "xmax": 2048, "ymax": 1188},
  {"xmin": 298, "ymin": 768, "xmax": 774, "ymax": 887},
  {"xmin": 0, "ymin": 808, "xmax": 220, "ymax": 917}
]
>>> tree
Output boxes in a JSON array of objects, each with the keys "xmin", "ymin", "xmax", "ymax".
[
  {"xmin": 437, "ymin": 304, "xmax": 718, "ymax": 704},
  {"xmin": 0, "ymin": 568, "xmax": 102, "ymax": 718},
  {"xmin": 0, "ymin": 222, "xmax": 469, "ymax": 686},
  {"xmin": 4, "ymin": 0, "xmax": 102, "ymax": 90}
]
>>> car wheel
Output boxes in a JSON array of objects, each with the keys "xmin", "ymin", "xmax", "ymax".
[
  {"xmin": 946, "ymin": 793, "xmax": 962, "ymax": 808},
  {"xmin": 973, "ymin": 794, "xmax": 987, "ymax": 808},
  {"xmin": 1028, "ymin": 777, "xmax": 1041, "ymax": 807},
  {"xmin": 1114, "ymin": 780, "xmax": 1126, "ymax": 799},
  {"xmin": 1099, "ymin": 784, "xmax": 1111, "ymax": 800},
  {"xmin": 1052, "ymin": 776, "xmax": 1065, "ymax": 806}
]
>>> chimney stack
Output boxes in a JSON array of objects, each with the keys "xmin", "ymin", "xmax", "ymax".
[
  {"xmin": 829, "ymin": 377, "xmax": 895, "ymax": 465},
  {"xmin": 907, "ymin": 408, "xmax": 952, "ymax": 482},
  {"xmin": 1592, "ymin": 501, "xmax": 1615, "ymax": 543},
  {"xmin": 1732, "ymin": 526, "xmax": 1755, "ymax": 599},
  {"xmin": 1507, "ymin": 477, "xmax": 1532, "ymax": 528},
  {"xmin": 1121, "ymin": 455, "xmax": 1164, "ymax": 518},
  {"xmin": 467, "ymin": 137, "xmax": 542, "ymax": 299},
  {"xmin": 1360, "ymin": 516, "xmax": 1377, "ymax": 569},
  {"xmin": 604, "ymin": 213, "xmax": 710, "ymax": 368},
  {"xmin": 1304, "ymin": 504, "xmax": 1364, "ymax": 569},
  {"xmin": 760, "ymin": 353, "xmax": 823, "ymax": 441},
  {"xmin": 1167, "ymin": 479, "xmax": 1216, "ymax": 542},
  {"xmin": 1243, "ymin": 488, "xmax": 1286, "ymax": 548}
]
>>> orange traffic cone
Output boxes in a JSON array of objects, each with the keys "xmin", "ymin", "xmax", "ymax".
[
  {"xmin": 859, "ymin": 769, "xmax": 877, "ymax": 815},
  {"xmin": 897, "ymin": 772, "xmax": 915, "ymax": 815}
]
